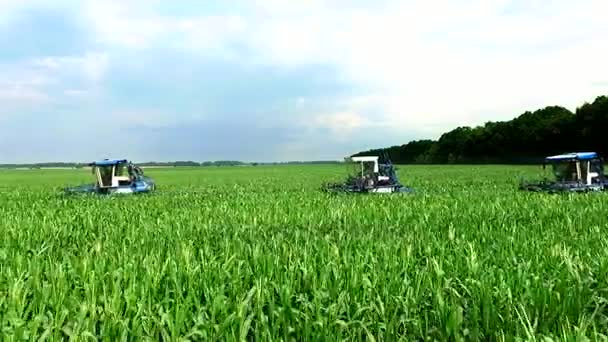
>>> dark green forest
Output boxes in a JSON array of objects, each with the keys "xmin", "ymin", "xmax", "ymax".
[{"xmin": 354, "ymin": 95, "xmax": 608, "ymax": 164}]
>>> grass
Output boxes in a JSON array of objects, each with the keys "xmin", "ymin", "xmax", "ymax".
[{"xmin": 1, "ymin": 164, "xmax": 608, "ymax": 340}]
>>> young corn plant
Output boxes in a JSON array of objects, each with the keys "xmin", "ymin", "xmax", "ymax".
[{"xmin": 0, "ymin": 165, "xmax": 607, "ymax": 339}]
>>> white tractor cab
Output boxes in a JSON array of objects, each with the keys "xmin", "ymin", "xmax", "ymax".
[
  {"xmin": 545, "ymin": 152, "xmax": 604, "ymax": 186},
  {"xmin": 350, "ymin": 156, "xmax": 390, "ymax": 189},
  {"xmin": 92, "ymin": 159, "xmax": 134, "ymax": 189},
  {"xmin": 339, "ymin": 156, "xmax": 410, "ymax": 193},
  {"xmin": 521, "ymin": 152, "xmax": 607, "ymax": 192},
  {"xmin": 65, "ymin": 159, "xmax": 156, "ymax": 195}
]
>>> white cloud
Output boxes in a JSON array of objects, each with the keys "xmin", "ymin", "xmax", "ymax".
[
  {"xmin": 241, "ymin": 0, "xmax": 608, "ymax": 136},
  {"xmin": 83, "ymin": 0, "xmax": 248, "ymax": 57},
  {"xmin": 310, "ymin": 111, "xmax": 369, "ymax": 138},
  {"xmin": 80, "ymin": 53, "xmax": 109, "ymax": 83},
  {"xmin": 0, "ymin": 85, "xmax": 49, "ymax": 102},
  {"xmin": 3, "ymin": 0, "xmax": 608, "ymax": 160},
  {"xmin": 104, "ymin": 110, "xmax": 178, "ymax": 129},
  {"xmin": 83, "ymin": 0, "xmax": 169, "ymax": 48},
  {"xmin": 79, "ymin": 0, "xmax": 600, "ymax": 142},
  {"xmin": 0, "ymin": 51, "xmax": 109, "ymax": 112},
  {"xmin": 0, "ymin": 0, "xmax": 23, "ymax": 24},
  {"xmin": 0, "ymin": 61, "xmax": 54, "ymax": 108},
  {"xmin": 33, "ymin": 52, "xmax": 109, "ymax": 83},
  {"xmin": 64, "ymin": 89, "xmax": 88, "ymax": 96}
]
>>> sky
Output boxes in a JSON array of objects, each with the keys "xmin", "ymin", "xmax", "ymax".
[{"xmin": 0, "ymin": 0, "xmax": 607, "ymax": 163}]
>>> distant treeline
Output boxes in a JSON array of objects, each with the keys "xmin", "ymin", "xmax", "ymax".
[
  {"xmin": 139, "ymin": 161, "xmax": 341, "ymax": 166},
  {"xmin": 353, "ymin": 95, "xmax": 608, "ymax": 164},
  {"xmin": 0, "ymin": 160, "xmax": 342, "ymax": 169},
  {"xmin": 254, "ymin": 161, "xmax": 342, "ymax": 165},
  {"xmin": 144, "ymin": 161, "xmax": 247, "ymax": 167},
  {"xmin": 0, "ymin": 162, "xmax": 88, "ymax": 169}
]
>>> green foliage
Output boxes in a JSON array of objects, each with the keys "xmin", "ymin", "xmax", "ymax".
[
  {"xmin": 355, "ymin": 95, "xmax": 608, "ymax": 164},
  {"xmin": 353, "ymin": 140, "xmax": 436, "ymax": 164},
  {"xmin": 1, "ymin": 165, "xmax": 608, "ymax": 339}
]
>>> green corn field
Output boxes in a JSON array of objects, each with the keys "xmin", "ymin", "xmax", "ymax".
[{"xmin": 1, "ymin": 165, "xmax": 608, "ymax": 340}]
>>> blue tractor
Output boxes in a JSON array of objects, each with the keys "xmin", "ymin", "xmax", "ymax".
[
  {"xmin": 323, "ymin": 156, "xmax": 413, "ymax": 193},
  {"xmin": 520, "ymin": 152, "xmax": 608, "ymax": 193},
  {"xmin": 65, "ymin": 159, "xmax": 156, "ymax": 195}
]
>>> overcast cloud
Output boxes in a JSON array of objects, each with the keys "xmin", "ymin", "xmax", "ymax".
[{"xmin": 0, "ymin": 0, "xmax": 607, "ymax": 163}]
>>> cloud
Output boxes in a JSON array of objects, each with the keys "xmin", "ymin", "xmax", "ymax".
[
  {"xmin": 240, "ymin": 0, "xmax": 608, "ymax": 134},
  {"xmin": 33, "ymin": 52, "xmax": 109, "ymax": 83},
  {"xmin": 62, "ymin": 0, "xmax": 608, "ymax": 130},
  {"xmin": 0, "ymin": 51, "xmax": 109, "ymax": 111},
  {"xmin": 63, "ymin": 89, "xmax": 88, "ymax": 96},
  {"xmin": 0, "ymin": 85, "xmax": 49, "ymax": 103},
  {"xmin": 0, "ymin": 61, "xmax": 52, "ymax": 110},
  {"xmin": 1, "ymin": 0, "xmax": 608, "ymax": 162},
  {"xmin": 83, "ymin": 0, "xmax": 167, "ymax": 48},
  {"xmin": 83, "ymin": 0, "xmax": 248, "ymax": 58},
  {"xmin": 309, "ymin": 112, "xmax": 370, "ymax": 140},
  {"xmin": 0, "ymin": 4, "xmax": 88, "ymax": 61}
]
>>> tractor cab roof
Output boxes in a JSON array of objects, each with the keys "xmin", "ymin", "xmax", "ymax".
[
  {"xmin": 545, "ymin": 152, "xmax": 599, "ymax": 162},
  {"xmin": 351, "ymin": 156, "xmax": 379, "ymax": 163},
  {"xmin": 89, "ymin": 159, "xmax": 128, "ymax": 167}
]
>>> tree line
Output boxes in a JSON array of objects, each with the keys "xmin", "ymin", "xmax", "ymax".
[
  {"xmin": 353, "ymin": 95, "xmax": 608, "ymax": 164},
  {"xmin": 0, "ymin": 160, "xmax": 342, "ymax": 169}
]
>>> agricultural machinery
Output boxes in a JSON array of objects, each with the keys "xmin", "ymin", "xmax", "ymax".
[
  {"xmin": 519, "ymin": 152, "xmax": 608, "ymax": 193},
  {"xmin": 323, "ymin": 156, "xmax": 413, "ymax": 193},
  {"xmin": 64, "ymin": 159, "xmax": 156, "ymax": 195}
]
